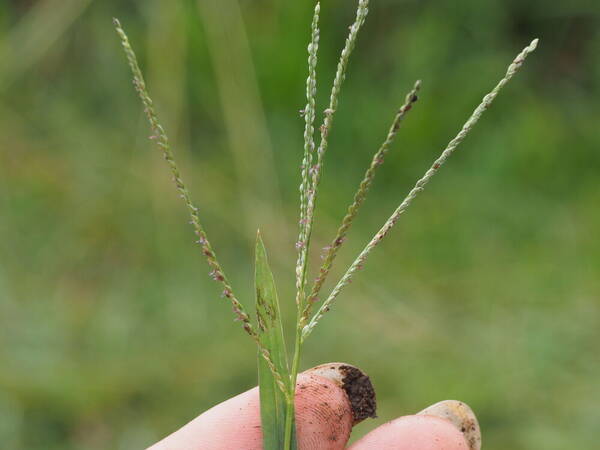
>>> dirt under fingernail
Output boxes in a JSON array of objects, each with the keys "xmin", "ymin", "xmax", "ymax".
[{"xmin": 338, "ymin": 365, "xmax": 377, "ymax": 422}]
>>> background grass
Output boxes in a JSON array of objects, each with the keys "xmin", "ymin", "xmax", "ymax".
[{"xmin": 1, "ymin": 0, "xmax": 599, "ymax": 449}]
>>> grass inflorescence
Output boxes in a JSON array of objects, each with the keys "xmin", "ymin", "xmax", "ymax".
[
  {"xmin": 114, "ymin": 2, "xmax": 537, "ymax": 447},
  {"xmin": 113, "ymin": 18, "xmax": 287, "ymax": 396}
]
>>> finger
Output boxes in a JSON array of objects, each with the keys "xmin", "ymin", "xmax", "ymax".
[
  {"xmin": 348, "ymin": 415, "xmax": 469, "ymax": 450},
  {"xmin": 148, "ymin": 363, "xmax": 376, "ymax": 450},
  {"xmin": 348, "ymin": 400, "xmax": 481, "ymax": 450},
  {"xmin": 418, "ymin": 400, "xmax": 481, "ymax": 450}
]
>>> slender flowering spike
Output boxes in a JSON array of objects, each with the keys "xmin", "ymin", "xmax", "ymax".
[
  {"xmin": 295, "ymin": 2, "xmax": 320, "ymax": 310},
  {"xmin": 303, "ymin": 0, "xmax": 369, "ymax": 248},
  {"xmin": 297, "ymin": 0, "xmax": 369, "ymax": 313},
  {"xmin": 302, "ymin": 39, "xmax": 539, "ymax": 341},
  {"xmin": 113, "ymin": 18, "xmax": 286, "ymax": 388},
  {"xmin": 307, "ymin": 0, "xmax": 369, "ymax": 201},
  {"xmin": 301, "ymin": 80, "xmax": 421, "ymax": 323}
]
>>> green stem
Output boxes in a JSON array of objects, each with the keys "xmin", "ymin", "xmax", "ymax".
[
  {"xmin": 284, "ymin": 319, "xmax": 303, "ymax": 449},
  {"xmin": 282, "ymin": 388, "xmax": 295, "ymax": 448}
]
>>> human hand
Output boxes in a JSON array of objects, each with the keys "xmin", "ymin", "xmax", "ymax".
[{"xmin": 148, "ymin": 363, "xmax": 481, "ymax": 450}]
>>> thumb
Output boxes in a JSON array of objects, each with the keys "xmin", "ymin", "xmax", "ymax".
[
  {"xmin": 298, "ymin": 363, "xmax": 377, "ymax": 448},
  {"xmin": 148, "ymin": 362, "xmax": 376, "ymax": 450}
]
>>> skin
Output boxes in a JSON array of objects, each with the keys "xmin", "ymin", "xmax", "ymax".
[{"xmin": 149, "ymin": 370, "xmax": 470, "ymax": 450}]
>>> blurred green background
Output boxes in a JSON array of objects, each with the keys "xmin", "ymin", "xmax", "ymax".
[{"xmin": 1, "ymin": 0, "xmax": 599, "ymax": 448}]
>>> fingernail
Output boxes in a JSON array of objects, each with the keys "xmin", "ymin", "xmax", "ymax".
[
  {"xmin": 418, "ymin": 400, "xmax": 481, "ymax": 450},
  {"xmin": 305, "ymin": 362, "xmax": 377, "ymax": 424}
]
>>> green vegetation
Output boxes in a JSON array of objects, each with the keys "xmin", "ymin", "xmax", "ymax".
[
  {"xmin": 1, "ymin": 1, "xmax": 599, "ymax": 449},
  {"xmin": 115, "ymin": 1, "xmax": 536, "ymax": 446}
]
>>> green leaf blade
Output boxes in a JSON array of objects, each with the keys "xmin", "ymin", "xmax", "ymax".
[{"xmin": 255, "ymin": 231, "xmax": 292, "ymax": 449}]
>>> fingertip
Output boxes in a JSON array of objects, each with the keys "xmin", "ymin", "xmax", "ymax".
[
  {"xmin": 304, "ymin": 363, "xmax": 377, "ymax": 424},
  {"xmin": 348, "ymin": 415, "xmax": 470, "ymax": 450},
  {"xmin": 418, "ymin": 400, "xmax": 481, "ymax": 450},
  {"xmin": 295, "ymin": 372, "xmax": 354, "ymax": 449}
]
